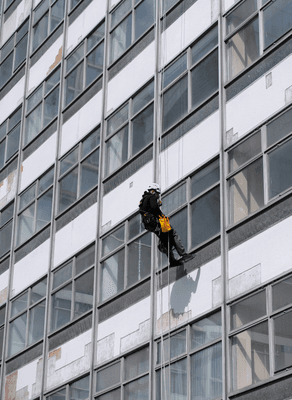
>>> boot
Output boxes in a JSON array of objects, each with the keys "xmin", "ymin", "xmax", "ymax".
[{"xmin": 172, "ymin": 229, "xmax": 194, "ymax": 262}]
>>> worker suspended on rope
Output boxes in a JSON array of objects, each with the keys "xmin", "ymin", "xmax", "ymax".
[{"xmin": 139, "ymin": 183, "xmax": 194, "ymax": 267}]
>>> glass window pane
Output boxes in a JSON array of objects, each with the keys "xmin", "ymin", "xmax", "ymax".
[
  {"xmin": 87, "ymin": 22, "xmax": 105, "ymax": 51},
  {"xmin": 80, "ymin": 149, "xmax": 99, "ymax": 196},
  {"xmin": 86, "ymin": 42, "xmax": 104, "ymax": 87},
  {"xmin": 231, "ymin": 291, "xmax": 266, "ymax": 330},
  {"xmin": 274, "ymin": 311, "xmax": 292, "ymax": 371},
  {"xmin": 44, "ymin": 86, "xmax": 59, "ymax": 127},
  {"xmin": 156, "ymin": 359, "xmax": 186, "ymax": 400},
  {"xmin": 191, "ymin": 26, "xmax": 218, "ymax": 65},
  {"xmin": 226, "ymin": 0, "xmax": 257, "ymax": 34},
  {"xmin": 110, "ymin": 14, "xmax": 132, "ymax": 63},
  {"xmin": 111, "ymin": 0, "xmax": 131, "ymax": 28},
  {"xmin": 161, "ymin": 185, "xmax": 186, "ymax": 216},
  {"xmin": 33, "ymin": 13, "xmax": 49, "ymax": 52},
  {"xmin": 125, "ymin": 375, "xmax": 149, "ymax": 400},
  {"xmin": 31, "ymin": 278, "xmax": 47, "ymax": 304},
  {"xmin": 128, "ymin": 214, "xmax": 144, "ymax": 240},
  {"xmin": 102, "ymin": 226, "xmax": 125, "ymax": 257},
  {"xmin": 157, "ymin": 337, "xmax": 170, "ymax": 364},
  {"xmin": 16, "ymin": 20, "xmax": 29, "ymax": 43},
  {"xmin": 36, "ymin": 188, "xmax": 53, "ymax": 231},
  {"xmin": 50, "ymin": 0, "xmax": 65, "ymax": 32},
  {"xmin": 0, "ymin": 122, "xmax": 7, "ymax": 141},
  {"xmin": 101, "ymin": 249, "xmax": 125, "ymax": 301},
  {"xmin": 191, "ymin": 186, "xmax": 220, "ymax": 248},
  {"xmin": 45, "ymin": 67, "xmax": 61, "ymax": 95},
  {"xmin": 20, "ymin": 184, "xmax": 36, "ymax": 210},
  {"xmin": 229, "ymin": 158, "xmax": 264, "ymax": 224},
  {"xmin": 192, "ymin": 49, "xmax": 218, "ymax": 109},
  {"xmin": 0, "ymin": 53, "xmax": 13, "ymax": 87},
  {"xmin": 267, "ymin": 107, "xmax": 292, "ymax": 147},
  {"xmin": 169, "ymin": 208, "xmax": 188, "ymax": 258},
  {"xmin": 107, "ymin": 104, "xmax": 128, "ymax": 136},
  {"xmin": 264, "ymin": 0, "xmax": 292, "ymax": 49},
  {"xmin": 14, "ymin": 35, "xmax": 28, "ymax": 70},
  {"xmin": 125, "ymin": 347, "xmax": 149, "ymax": 380},
  {"xmin": 191, "ymin": 342, "xmax": 222, "ymax": 400},
  {"xmin": 1, "ymin": 37, "xmax": 14, "ymax": 62},
  {"xmin": 105, "ymin": 125, "xmax": 129, "ymax": 176},
  {"xmin": 191, "ymin": 312, "xmax": 222, "ymax": 350},
  {"xmin": 82, "ymin": 128, "xmax": 100, "ymax": 158},
  {"xmin": 9, "ymin": 107, "xmax": 22, "ymax": 131},
  {"xmin": 227, "ymin": 18, "xmax": 259, "ymax": 80},
  {"xmin": 229, "ymin": 131, "xmax": 261, "ymax": 172},
  {"xmin": 191, "ymin": 159, "xmax": 219, "ymax": 198},
  {"xmin": 97, "ymin": 388, "xmax": 121, "ymax": 400},
  {"xmin": 60, "ymin": 147, "xmax": 78, "ymax": 176},
  {"xmin": 74, "ymin": 268, "xmax": 94, "ymax": 318},
  {"xmin": 53, "ymin": 261, "xmax": 73, "ymax": 290},
  {"xmin": 70, "ymin": 0, "xmax": 81, "ymax": 10},
  {"xmin": 135, "ymin": 0, "xmax": 155, "ymax": 40},
  {"xmin": 1, "ymin": 203, "xmax": 14, "ymax": 227},
  {"xmin": 170, "ymin": 330, "xmax": 186, "ymax": 359},
  {"xmin": 127, "ymin": 232, "xmax": 151, "ymax": 287},
  {"xmin": 65, "ymin": 61, "xmax": 84, "ymax": 106},
  {"xmin": 96, "ymin": 362, "xmax": 120, "ymax": 392},
  {"xmin": 132, "ymin": 103, "xmax": 153, "ymax": 156},
  {"xmin": 0, "ymin": 306, "xmax": 6, "ymax": 326},
  {"xmin": 76, "ymin": 245, "xmax": 95, "ymax": 275},
  {"xmin": 133, "ymin": 81, "xmax": 154, "ymax": 115},
  {"xmin": 34, "ymin": 0, "xmax": 49, "ymax": 23},
  {"xmin": 163, "ymin": 53, "xmax": 187, "ymax": 89},
  {"xmin": 0, "ymin": 258, "xmax": 10, "ymax": 276},
  {"xmin": 69, "ymin": 375, "xmax": 90, "ymax": 400},
  {"xmin": 51, "ymin": 283, "xmax": 72, "ymax": 331},
  {"xmin": 48, "ymin": 389, "xmax": 66, "ymax": 400},
  {"xmin": 0, "ymin": 328, "xmax": 3, "ymax": 360},
  {"xmin": 27, "ymin": 87, "xmax": 43, "ymax": 114},
  {"xmin": 18, "ymin": 203, "xmax": 36, "ymax": 245},
  {"xmin": 8, "ymin": 313, "xmax": 27, "ymax": 356},
  {"xmin": 67, "ymin": 44, "xmax": 84, "ymax": 73},
  {"xmin": 11, "ymin": 292, "xmax": 28, "ymax": 317},
  {"xmin": 58, "ymin": 167, "xmax": 78, "ymax": 213},
  {"xmin": 268, "ymin": 138, "xmax": 292, "ymax": 199},
  {"xmin": 25, "ymin": 103, "xmax": 42, "ymax": 145},
  {"xmin": 231, "ymin": 322, "xmax": 270, "ymax": 390},
  {"xmin": 0, "ymin": 221, "xmax": 13, "ymax": 257},
  {"xmin": 163, "ymin": 75, "xmax": 188, "ymax": 131},
  {"xmin": 38, "ymin": 167, "xmax": 54, "ymax": 194},
  {"xmin": 0, "ymin": 141, "xmax": 5, "ymax": 169},
  {"xmin": 28, "ymin": 300, "xmax": 46, "ymax": 345},
  {"xmin": 272, "ymin": 276, "xmax": 292, "ymax": 311}
]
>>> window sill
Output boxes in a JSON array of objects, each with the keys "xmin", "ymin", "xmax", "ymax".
[
  {"xmin": 14, "ymin": 222, "xmax": 51, "ymax": 253},
  {"xmin": 29, "ymin": 20, "xmax": 64, "ymax": 59},
  {"xmin": 22, "ymin": 116, "xmax": 58, "ymax": 151},
  {"xmin": 5, "ymin": 338, "xmax": 43, "ymax": 363},
  {"xmin": 48, "ymin": 308, "xmax": 92, "ymax": 338}
]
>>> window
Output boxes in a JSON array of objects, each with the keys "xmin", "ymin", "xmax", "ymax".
[
  {"xmin": 162, "ymin": 25, "xmax": 218, "ymax": 132},
  {"xmin": 156, "ymin": 312, "xmax": 222, "ymax": 400},
  {"xmin": 0, "ymin": 305, "xmax": 6, "ymax": 361},
  {"xmin": 105, "ymin": 80, "xmax": 154, "ymax": 176},
  {"xmin": 58, "ymin": 127, "xmax": 100, "ymax": 213},
  {"xmin": 50, "ymin": 244, "xmax": 95, "ymax": 332},
  {"xmin": 0, "ymin": 107, "xmax": 22, "ymax": 170},
  {"xmin": 24, "ymin": 67, "xmax": 60, "ymax": 146},
  {"xmin": 32, "ymin": 0, "xmax": 65, "ymax": 52},
  {"xmin": 100, "ymin": 214, "xmax": 151, "ymax": 302},
  {"xmin": 162, "ymin": 0, "xmax": 180, "ymax": 14},
  {"xmin": 228, "ymin": 106, "xmax": 292, "ymax": 225},
  {"xmin": 8, "ymin": 277, "xmax": 47, "ymax": 357},
  {"xmin": 0, "ymin": 20, "xmax": 29, "ymax": 87},
  {"xmin": 226, "ymin": 0, "xmax": 292, "ymax": 80},
  {"xmin": 0, "ymin": 202, "xmax": 14, "ymax": 258},
  {"xmin": 230, "ymin": 276, "xmax": 292, "ymax": 391},
  {"xmin": 47, "ymin": 375, "xmax": 89, "ymax": 400},
  {"xmin": 95, "ymin": 346, "xmax": 149, "ymax": 400},
  {"xmin": 64, "ymin": 22, "xmax": 105, "ymax": 107},
  {"xmin": 109, "ymin": 0, "xmax": 155, "ymax": 64},
  {"xmin": 17, "ymin": 167, "xmax": 54, "ymax": 246}
]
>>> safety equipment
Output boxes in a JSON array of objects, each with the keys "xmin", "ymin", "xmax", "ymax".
[
  {"xmin": 159, "ymin": 215, "xmax": 172, "ymax": 233},
  {"xmin": 147, "ymin": 183, "xmax": 161, "ymax": 193}
]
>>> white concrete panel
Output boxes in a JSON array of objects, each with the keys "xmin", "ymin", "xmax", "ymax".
[
  {"xmin": 66, "ymin": 0, "xmax": 106, "ymax": 54},
  {"xmin": 101, "ymin": 161, "xmax": 153, "ymax": 231},
  {"xmin": 229, "ymin": 215, "xmax": 292, "ymax": 286},
  {"xmin": 157, "ymin": 257, "xmax": 221, "ymax": 334},
  {"xmin": 20, "ymin": 132, "xmax": 57, "ymax": 192},
  {"xmin": 97, "ymin": 297, "xmax": 151, "ymax": 365},
  {"xmin": 0, "ymin": 77, "xmax": 25, "ymax": 125},
  {"xmin": 160, "ymin": 111, "xmax": 219, "ymax": 191},
  {"xmin": 160, "ymin": 0, "xmax": 212, "ymax": 68},
  {"xmin": 28, "ymin": 36, "xmax": 63, "ymax": 94},
  {"xmin": 0, "ymin": 169, "xmax": 18, "ymax": 209},
  {"xmin": 1, "ymin": 0, "xmax": 32, "ymax": 46},
  {"xmin": 60, "ymin": 90, "xmax": 103, "ymax": 157},
  {"xmin": 226, "ymin": 53, "xmax": 292, "ymax": 140},
  {"xmin": 12, "ymin": 239, "xmax": 50, "ymax": 297},
  {"xmin": 47, "ymin": 330, "xmax": 91, "ymax": 389},
  {"xmin": 106, "ymin": 42, "xmax": 155, "ymax": 114},
  {"xmin": 229, "ymin": 264, "xmax": 261, "ymax": 299},
  {"xmin": 54, "ymin": 204, "xmax": 97, "ymax": 267}
]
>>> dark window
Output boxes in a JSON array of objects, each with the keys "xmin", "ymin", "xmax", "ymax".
[
  {"xmin": 0, "ymin": 107, "xmax": 22, "ymax": 170},
  {"xmin": 0, "ymin": 202, "xmax": 14, "ymax": 258},
  {"xmin": 263, "ymin": 0, "xmax": 292, "ymax": 49},
  {"xmin": 47, "ymin": 375, "xmax": 89, "ymax": 400},
  {"xmin": 0, "ymin": 305, "xmax": 6, "ymax": 361}
]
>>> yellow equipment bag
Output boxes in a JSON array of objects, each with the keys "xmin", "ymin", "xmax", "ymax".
[{"xmin": 159, "ymin": 216, "xmax": 172, "ymax": 233}]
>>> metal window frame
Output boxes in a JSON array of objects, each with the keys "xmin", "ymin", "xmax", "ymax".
[
  {"xmin": 46, "ymin": 373, "xmax": 90, "ymax": 400},
  {"xmin": 0, "ymin": 106, "xmax": 22, "ymax": 168}
]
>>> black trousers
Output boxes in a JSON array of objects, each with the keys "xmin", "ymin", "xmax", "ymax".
[{"xmin": 156, "ymin": 228, "xmax": 187, "ymax": 261}]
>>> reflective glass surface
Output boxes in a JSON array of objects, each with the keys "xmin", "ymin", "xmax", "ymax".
[
  {"xmin": 274, "ymin": 311, "xmax": 292, "ymax": 371},
  {"xmin": 191, "ymin": 26, "xmax": 218, "ymax": 65},
  {"xmin": 229, "ymin": 131, "xmax": 261, "ymax": 172},
  {"xmin": 127, "ymin": 232, "xmax": 151, "ymax": 287},
  {"xmin": 191, "ymin": 159, "xmax": 219, "ymax": 198},
  {"xmin": 226, "ymin": 0, "xmax": 257, "ymax": 34},
  {"xmin": 102, "ymin": 226, "xmax": 125, "ymax": 257},
  {"xmin": 268, "ymin": 138, "xmax": 292, "ymax": 199},
  {"xmin": 191, "ymin": 312, "xmax": 222, "ymax": 350},
  {"xmin": 267, "ymin": 107, "xmax": 292, "ymax": 147},
  {"xmin": 59, "ymin": 167, "xmax": 78, "ymax": 213},
  {"xmin": 36, "ymin": 188, "xmax": 53, "ymax": 231},
  {"xmin": 96, "ymin": 362, "xmax": 120, "ymax": 392},
  {"xmin": 163, "ymin": 75, "xmax": 188, "ymax": 131},
  {"xmin": 80, "ymin": 149, "xmax": 99, "ymax": 196},
  {"xmin": 231, "ymin": 291, "xmax": 266, "ymax": 330},
  {"xmin": 74, "ymin": 268, "xmax": 94, "ymax": 318},
  {"xmin": 272, "ymin": 276, "xmax": 292, "ymax": 311},
  {"xmin": 28, "ymin": 300, "xmax": 46, "ymax": 345},
  {"xmin": 101, "ymin": 249, "xmax": 125, "ymax": 301},
  {"xmin": 53, "ymin": 261, "xmax": 73, "ymax": 290},
  {"xmin": 163, "ymin": 53, "xmax": 187, "ymax": 89},
  {"xmin": 132, "ymin": 103, "xmax": 153, "ymax": 155},
  {"xmin": 51, "ymin": 283, "xmax": 72, "ymax": 331}
]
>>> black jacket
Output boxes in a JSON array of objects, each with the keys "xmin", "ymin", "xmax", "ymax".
[{"xmin": 140, "ymin": 191, "xmax": 163, "ymax": 218}]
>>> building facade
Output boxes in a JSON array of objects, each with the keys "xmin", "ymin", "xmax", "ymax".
[{"xmin": 1, "ymin": 0, "xmax": 292, "ymax": 399}]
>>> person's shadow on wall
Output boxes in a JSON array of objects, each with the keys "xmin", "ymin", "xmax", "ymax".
[{"xmin": 170, "ymin": 266, "xmax": 201, "ymax": 317}]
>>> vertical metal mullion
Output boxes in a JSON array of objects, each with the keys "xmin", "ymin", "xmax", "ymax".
[
  {"xmin": 187, "ymin": 48, "xmax": 192, "ymax": 114},
  {"xmin": 186, "ymin": 177, "xmax": 191, "ymax": 252},
  {"xmin": 26, "ymin": 290, "xmax": 31, "ymax": 346},
  {"xmin": 131, "ymin": 0, "xmax": 135, "ymax": 45},
  {"xmin": 128, "ymin": 99, "xmax": 132, "ymax": 158},
  {"xmin": 186, "ymin": 324, "xmax": 191, "ymax": 400},
  {"xmin": 258, "ymin": 9, "xmax": 264, "ymax": 55},
  {"xmin": 267, "ymin": 285, "xmax": 274, "ymax": 376},
  {"xmin": 77, "ymin": 143, "xmax": 82, "ymax": 198},
  {"xmin": 83, "ymin": 41, "xmax": 87, "ymax": 91},
  {"xmin": 121, "ymin": 357, "xmax": 124, "ymax": 400},
  {"xmin": 262, "ymin": 125, "xmax": 269, "ymax": 205},
  {"xmin": 124, "ymin": 221, "xmax": 128, "ymax": 288}
]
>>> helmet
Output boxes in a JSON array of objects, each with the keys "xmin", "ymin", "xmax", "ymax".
[{"xmin": 148, "ymin": 183, "xmax": 161, "ymax": 193}]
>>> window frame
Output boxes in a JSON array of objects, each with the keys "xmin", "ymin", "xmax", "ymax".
[
  {"xmin": 0, "ymin": 106, "xmax": 22, "ymax": 170},
  {"xmin": 0, "ymin": 202, "xmax": 14, "ymax": 258},
  {"xmin": 0, "ymin": 304, "xmax": 6, "ymax": 362},
  {"xmin": 46, "ymin": 374, "xmax": 90, "ymax": 400}
]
